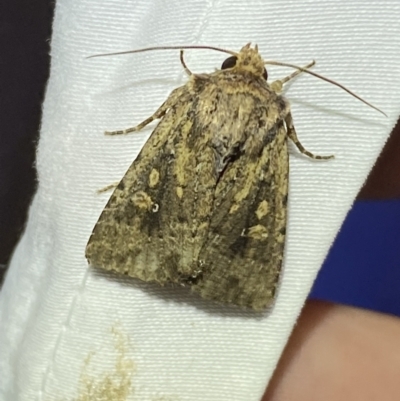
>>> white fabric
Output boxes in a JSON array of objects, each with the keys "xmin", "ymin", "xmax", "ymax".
[{"xmin": 1, "ymin": 1, "xmax": 399, "ymax": 400}]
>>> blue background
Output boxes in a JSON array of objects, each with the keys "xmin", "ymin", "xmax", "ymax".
[{"xmin": 309, "ymin": 199, "xmax": 400, "ymax": 316}]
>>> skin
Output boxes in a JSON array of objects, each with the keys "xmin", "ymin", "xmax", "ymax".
[{"xmin": 263, "ymin": 300, "xmax": 400, "ymax": 401}]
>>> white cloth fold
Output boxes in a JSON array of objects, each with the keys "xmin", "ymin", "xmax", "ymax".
[{"xmin": 1, "ymin": 1, "xmax": 399, "ymax": 400}]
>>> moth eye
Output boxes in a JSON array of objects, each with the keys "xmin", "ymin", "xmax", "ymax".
[
  {"xmin": 263, "ymin": 68, "xmax": 268, "ymax": 80},
  {"xmin": 221, "ymin": 56, "xmax": 238, "ymax": 70}
]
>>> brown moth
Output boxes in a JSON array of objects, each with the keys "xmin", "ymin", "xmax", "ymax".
[{"xmin": 86, "ymin": 43, "xmax": 384, "ymax": 310}]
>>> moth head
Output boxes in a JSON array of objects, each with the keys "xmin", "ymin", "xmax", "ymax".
[{"xmin": 221, "ymin": 43, "xmax": 268, "ymax": 80}]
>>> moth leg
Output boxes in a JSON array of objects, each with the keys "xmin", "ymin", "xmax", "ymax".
[
  {"xmin": 271, "ymin": 61, "xmax": 315, "ymax": 93},
  {"xmin": 97, "ymin": 181, "xmax": 119, "ymax": 194},
  {"xmin": 180, "ymin": 50, "xmax": 192, "ymax": 76},
  {"xmin": 105, "ymin": 85, "xmax": 186, "ymax": 135},
  {"xmin": 286, "ymin": 112, "xmax": 334, "ymax": 160},
  {"xmin": 105, "ymin": 102, "xmax": 168, "ymax": 135}
]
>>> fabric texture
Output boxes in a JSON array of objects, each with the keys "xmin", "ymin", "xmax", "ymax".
[{"xmin": 1, "ymin": 1, "xmax": 399, "ymax": 400}]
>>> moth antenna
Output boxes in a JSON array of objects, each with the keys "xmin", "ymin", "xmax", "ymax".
[
  {"xmin": 265, "ymin": 60, "xmax": 386, "ymax": 116},
  {"xmin": 87, "ymin": 45, "xmax": 237, "ymax": 59}
]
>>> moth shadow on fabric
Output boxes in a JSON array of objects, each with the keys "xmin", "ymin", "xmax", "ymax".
[
  {"xmin": 290, "ymin": 98, "xmax": 385, "ymax": 127},
  {"xmin": 98, "ymin": 78, "xmax": 181, "ymax": 97},
  {"xmin": 92, "ymin": 266, "xmax": 272, "ymax": 319}
]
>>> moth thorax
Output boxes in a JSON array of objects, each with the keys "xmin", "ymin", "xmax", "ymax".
[{"xmin": 235, "ymin": 48, "xmax": 265, "ymax": 78}]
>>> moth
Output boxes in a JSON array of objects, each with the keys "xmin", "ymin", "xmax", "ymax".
[{"xmin": 86, "ymin": 43, "xmax": 384, "ymax": 310}]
